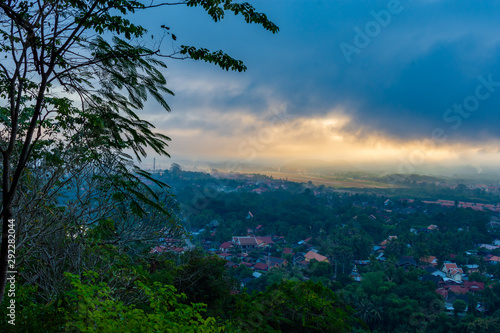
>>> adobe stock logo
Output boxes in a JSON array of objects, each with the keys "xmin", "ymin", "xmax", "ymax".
[{"xmin": 339, "ymin": 0, "xmax": 404, "ymax": 64}]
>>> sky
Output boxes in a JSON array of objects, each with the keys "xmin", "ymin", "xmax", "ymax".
[{"xmin": 132, "ymin": 1, "xmax": 500, "ymax": 173}]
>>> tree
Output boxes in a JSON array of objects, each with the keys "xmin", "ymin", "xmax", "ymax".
[
  {"xmin": 453, "ymin": 299, "xmax": 467, "ymax": 316},
  {"xmin": 170, "ymin": 162, "xmax": 182, "ymax": 178},
  {"xmin": 231, "ymin": 280, "xmax": 363, "ymax": 332},
  {"xmin": 0, "ymin": 0, "xmax": 277, "ymax": 303},
  {"xmin": 63, "ymin": 271, "xmax": 223, "ymax": 332},
  {"xmin": 169, "ymin": 250, "xmax": 237, "ymax": 318},
  {"xmin": 16, "ymin": 168, "xmax": 184, "ymax": 304}
]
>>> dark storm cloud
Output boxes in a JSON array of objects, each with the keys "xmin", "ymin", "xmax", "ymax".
[
  {"xmin": 142, "ymin": 0, "xmax": 500, "ymax": 143},
  {"xmin": 250, "ymin": 0, "xmax": 500, "ymax": 143}
]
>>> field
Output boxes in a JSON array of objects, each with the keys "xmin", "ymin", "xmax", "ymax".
[{"xmin": 248, "ymin": 171, "xmax": 398, "ymax": 189}]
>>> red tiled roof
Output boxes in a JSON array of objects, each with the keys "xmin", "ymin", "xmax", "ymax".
[
  {"xmin": 380, "ymin": 236, "xmax": 397, "ymax": 246},
  {"xmin": 150, "ymin": 245, "xmax": 167, "ymax": 254},
  {"xmin": 420, "ymin": 256, "xmax": 438, "ymax": 265},
  {"xmin": 464, "ymin": 281, "xmax": 484, "ymax": 291},
  {"xmin": 436, "ymin": 288, "xmax": 448, "ymax": 298},
  {"xmin": 256, "ymin": 236, "xmax": 274, "ymax": 245},
  {"xmin": 449, "ymin": 268, "xmax": 463, "ymax": 275},
  {"xmin": 304, "ymin": 251, "xmax": 328, "ymax": 262},
  {"xmin": 436, "ymin": 281, "xmax": 484, "ymax": 297},
  {"xmin": 442, "ymin": 263, "xmax": 463, "ymax": 274},
  {"xmin": 269, "ymin": 257, "xmax": 287, "ymax": 265},
  {"xmin": 220, "ymin": 242, "xmax": 233, "ymax": 249},
  {"xmin": 254, "ymin": 263, "xmax": 268, "ymax": 271},
  {"xmin": 444, "ymin": 263, "xmax": 459, "ymax": 270}
]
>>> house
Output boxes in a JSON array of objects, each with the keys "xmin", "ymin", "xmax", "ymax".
[
  {"xmin": 441, "ymin": 263, "xmax": 464, "ymax": 281},
  {"xmin": 396, "ymin": 256, "xmax": 417, "ymax": 269},
  {"xmin": 282, "ymin": 247, "xmax": 294, "ymax": 255},
  {"xmin": 428, "ymin": 267, "xmax": 447, "ymax": 279},
  {"xmin": 256, "ymin": 236, "xmax": 274, "ymax": 247},
  {"xmin": 219, "ymin": 242, "xmax": 233, "ymax": 252},
  {"xmin": 224, "ymin": 262, "xmax": 238, "ymax": 268},
  {"xmin": 488, "ymin": 256, "xmax": 500, "ymax": 264},
  {"xmin": 304, "ymin": 251, "xmax": 329, "ymax": 263},
  {"xmin": 298, "ymin": 260, "xmax": 310, "ymax": 269},
  {"xmin": 218, "ymin": 252, "xmax": 232, "ymax": 260},
  {"xmin": 463, "ymin": 281, "xmax": 485, "ymax": 294},
  {"xmin": 253, "ymin": 263, "xmax": 268, "ymax": 271},
  {"xmin": 479, "ymin": 244, "xmax": 498, "ymax": 251},
  {"xmin": 380, "ymin": 236, "xmax": 397, "ymax": 246},
  {"xmin": 464, "ymin": 264, "xmax": 479, "ymax": 273},
  {"xmin": 162, "ymin": 238, "xmax": 183, "ymax": 248},
  {"xmin": 172, "ymin": 247, "xmax": 186, "ymax": 254},
  {"xmin": 150, "ymin": 245, "xmax": 167, "ymax": 254},
  {"xmin": 436, "ymin": 281, "xmax": 484, "ymax": 296},
  {"xmin": 267, "ymin": 256, "xmax": 288, "ymax": 268},
  {"xmin": 420, "ymin": 256, "xmax": 439, "ymax": 266},
  {"xmin": 232, "ymin": 236, "xmax": 263, "ymax": 252}
]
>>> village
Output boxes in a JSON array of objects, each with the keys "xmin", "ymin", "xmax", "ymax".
[
  {"xmin": 152, "ymin": 212, "xmax": 500, "ymax": 317},
  {"xmin": 147, "ymin": 168, "xmax": 500, "ymax": 324}
]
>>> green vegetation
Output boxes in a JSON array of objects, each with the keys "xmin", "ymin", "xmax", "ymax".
[
  {"xmin": 2, "ymin": 0, "xmax": 500, "ymax": 331},
  {"xmin": 2, "ymin": 167, "xmax": 500, "ymax": 331},
  {"xmin": 0, "ymin": 0, "xmax": 277, "ymax": 305}
]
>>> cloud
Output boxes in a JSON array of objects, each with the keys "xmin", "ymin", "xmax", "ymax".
[{"xmin": 135, "ymin": 0, "xmax": 500, "ymax": 166}]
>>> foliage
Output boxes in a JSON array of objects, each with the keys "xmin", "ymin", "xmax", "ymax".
[
  {"xmin": 230, "ymin": 280, "xmax": 363, "ymax": 332},
  {"xmin": 453, "ymin": 300, "xmax": 467, "ymax": 316},
  {"xmin": 62, "ymin": 271, "xmax": 223, "ymax": 332},
  {"xmin": 159, "ymin": 250, "xmax": 237, "ymax": 318},
  {"xmin": 0, "ymin": 282, "xmax": 65, "ymax": 332},
  {"xmin": 0, "ymin": 0, "xmax": 278, "ymax": 303}
]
